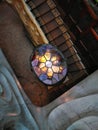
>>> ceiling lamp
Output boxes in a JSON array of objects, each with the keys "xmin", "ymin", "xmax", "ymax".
[{"xmin": 30, "ymin": 44, "xmax": 67, "ymax": 86}]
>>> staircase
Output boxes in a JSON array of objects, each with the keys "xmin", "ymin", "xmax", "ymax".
[
  {"xmin": 56, "ymin": 0, "xmax": 98, "ymax": 74},
  {"xmin": 24, "ymin": 0, "xmax": 88, "ymax": 100}
]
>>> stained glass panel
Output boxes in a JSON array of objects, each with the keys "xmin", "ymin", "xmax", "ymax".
[{"xmin": 30, "ymin": 44, "xmax": 67, "ymax": 86}]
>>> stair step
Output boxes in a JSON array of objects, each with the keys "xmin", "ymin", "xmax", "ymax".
[
  {"xmin": 25, "ymin": 0, "xmax": 87, "ymax": 80},
  {"xmin": 26, "ymin": 0, "xmax": 46, "ymax": 9},
  {"xmin": 42, "ymin": 20, "xmax": 59, "ymax": 33},
  {"xmin": 46, "ymin": 27, "xmax": 63, "ymax": 41},
  {"xmin": 53, "ymin": 36, "xmax": 66, "ymax": 46}
]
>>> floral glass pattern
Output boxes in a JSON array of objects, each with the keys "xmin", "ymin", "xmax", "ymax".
[{"xmin": 30, "ymin": 44, "xmax": 67, "ymax": 85}]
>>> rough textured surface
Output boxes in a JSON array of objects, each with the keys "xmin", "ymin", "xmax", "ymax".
[
  {"xmin": 67, "ymin": 116, "xmax": 98, "ymax": 130},
  {"xmin": 1, "ymin": 48, "xmax": 98, "ymax": 130},
  {"xmin": 48, "ymin": 95, "xmax": 98, "ymax": 130},
  {"xmin": 0, "ymin": 50, "xmax": 39, "ymax": 130},
  {"xmin": 0, "ymin": 2, "xmax": 48, "ymax": 106}
]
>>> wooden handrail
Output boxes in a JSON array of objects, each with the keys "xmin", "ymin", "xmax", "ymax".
[{"xmin": 6, "ymin": 0, "xmax": 49, "ymax": 46}]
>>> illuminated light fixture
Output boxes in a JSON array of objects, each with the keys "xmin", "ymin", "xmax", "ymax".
[{"xmin": 30, "ymin": 44, "xmax": 67, "ymax": 86}]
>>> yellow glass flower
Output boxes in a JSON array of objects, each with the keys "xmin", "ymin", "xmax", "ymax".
[
  {"xmin": 39, "ymin": 63, "xmax": 45, "ymax": 68},
  {"xmin": 47, "ymin": 68, "xmax": 53, "ymax": 77},
  {"xmin": 52, "ymin": 66, "xmax": 59, "ymax": 73},
  {"xmin": 45, "ymin": 52, "xmax": 51, "ymax": 60},
  {"xmin": 51, "ymin": 56, "xmax": 57, "ymax": 61},
  {"xmin": 41, "ymin": 67, "xmax": 47, "ymax": 73},
  {"xmin": 39, "ymin": 56, "xmax": 46, "ymax": 62}
]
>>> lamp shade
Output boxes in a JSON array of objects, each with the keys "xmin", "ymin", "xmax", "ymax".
[{"xmin": 30, "ymin": 44, "xmax": 67, "ymax": 86}]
